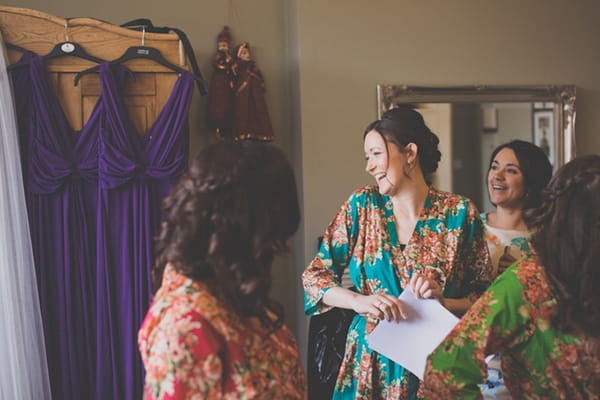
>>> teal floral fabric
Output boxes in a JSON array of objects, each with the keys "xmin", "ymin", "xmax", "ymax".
[{"xmin": 303, "ymin": 186, "xmax": 492, "ymax": 399}]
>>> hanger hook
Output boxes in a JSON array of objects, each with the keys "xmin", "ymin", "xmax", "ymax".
[
  {"xmin": 142, "ymin": 26, "xmax": 145, "ymax": 46},
  {"xmin": 64, "ymin": 21, "xmax": 70, "ymax": 42}
]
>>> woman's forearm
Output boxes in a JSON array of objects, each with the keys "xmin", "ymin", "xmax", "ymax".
[{"xmin": 322, "ymin": 286, "xmax": 362, "ymax": 311}]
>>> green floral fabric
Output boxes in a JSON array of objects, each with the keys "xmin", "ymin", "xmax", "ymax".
[{"xmin": 424, "ymin": 260, "xmax": 600, "ymax": 399}]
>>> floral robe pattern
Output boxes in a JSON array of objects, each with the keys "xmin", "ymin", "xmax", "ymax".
[
  {"xmin": 480, "ymin": 213, "xmax": 533, "ymax": 399},
  {"xmin": 424, "ymin": 260, "xmax": 600, "ymax": 400},
  {"xmin": 139, "ymin": 264, "xmax": 307, "ymax": 399},
  {"xmin": 302, "ymin": 186, "xmax": 492, "ymax": 399},
  {"xmin": 481, "ymin": 213, "xmax": 531, "ymax": 278}
]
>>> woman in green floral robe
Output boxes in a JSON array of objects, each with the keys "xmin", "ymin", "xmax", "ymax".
[
  {"xmin": 303, "ymin": 107, "xmax": 492, "ymax": 400},
  {"xmin": 424, "ymin": 155, "xmax": 600, "ymax": 399}
]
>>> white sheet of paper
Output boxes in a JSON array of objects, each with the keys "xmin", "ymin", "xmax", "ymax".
[{"xmin": 367, "ymin": 288, "xmax": 459, "ymax": 380}]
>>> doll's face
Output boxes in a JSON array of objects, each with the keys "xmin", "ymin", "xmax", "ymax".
[
  {"xmin": 217, "ymin": 41, "xmax": 229, "ymax": 52},
  {"xmin": 238, "ymin": 47, "xmax": 251, "ymax": 61}
]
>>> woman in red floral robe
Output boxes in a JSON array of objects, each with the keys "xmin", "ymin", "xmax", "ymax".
[{"xmin": 139, "ymin": 141, "xmax": 306, "ymax": 399}]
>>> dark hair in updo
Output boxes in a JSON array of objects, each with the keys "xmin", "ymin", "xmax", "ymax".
[
  {"xmin": 363, "ymin": 106, "xmax": 442, "ymax": 184},
  {"xmin": 488, "ymin": 140, "xmax": 552, "ymax": 211},
  {"xmin": 153, "ymin": 140, "xmax": 300, "ymax": 330},
  {"xmin": 526, "ymin": 155, "xmax": 600, "ymax": 338}
]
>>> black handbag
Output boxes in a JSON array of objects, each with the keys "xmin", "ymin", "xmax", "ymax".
[{"xmin": 307, "ymin": 305, "xmax": 356, "ymax": 399}]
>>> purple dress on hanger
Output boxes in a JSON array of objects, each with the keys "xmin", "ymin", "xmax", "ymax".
[
  {"xmin": 95, "ymin": 63, "xmax": 194, "ymax": 400},
  {"xmin": 13, "ymin": 53, "xmax": 102, "ymax": 400}
]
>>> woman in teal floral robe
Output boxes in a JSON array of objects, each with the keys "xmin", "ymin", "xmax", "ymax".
[
  {"xmin": 303, "ymin": 186, "xmax": 491, "ymax": 399},
  {"xmin": 303, "ymin": 106, "xmax": 492, "ymax": 400}
]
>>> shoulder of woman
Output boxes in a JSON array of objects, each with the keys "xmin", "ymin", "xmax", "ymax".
[
  {"xmin": 348, "ymin": 185, "xmax": 381, "ymax": 203},
  {"xmin": 512, "ymin": 259, "xmax": 546, "ymax": 279},
  {"xmin": 154, "ymin": 263, "xmax": 190, "ymax": 297},
  {"xmin": 493, "ymin": 259, "xmax": 541, "ymax": 286},
  {"xmin": 158, "ymin": 276, "xmax": 224, "ymax": 316},
  {"xmin": 490, "ymin": 260, "xmax": 553, "ymax": 307},
  {"xmin": 429, "ymin": 187, "xmax": 462, "ymax": 200},
  {"xmin": 429, "ymin": 188, "xmax": 474, "ymax": 209},
  {"xmin": 352, "ymin": 184, "xmax": 378, "ymax": 195},
  {"xmin": 334, "ymin": 186, "xmax": 384, "ymax": 219},
  {"xmin": 141, "ymin": 284, "xmax": 216, "ymax": 344}
]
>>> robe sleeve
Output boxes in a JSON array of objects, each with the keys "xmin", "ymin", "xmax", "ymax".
[
  {"xmin": 455, "ymin": 200, "xmax": 494, "ymax": 301},
  {"xmin": 302, "ymin": 191, "xmax": 361, "ymax": 316}
]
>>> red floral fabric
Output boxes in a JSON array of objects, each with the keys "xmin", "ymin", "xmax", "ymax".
[{"xmin": 139, "ymin": 264, "xmax": 307, "ymax": 399}]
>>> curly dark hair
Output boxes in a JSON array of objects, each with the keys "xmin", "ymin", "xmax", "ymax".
[
  {"xmin": 488, "ymin": 140, "xmax": 553, "ymax": 211},
  {"xmin": 363, "ymin": 106, "xmax": 442, "ymax": 185},
  {"xmin": 153, "ymin": 140, "xmax": 300, "ymax": 330},
  {"xmin": 527, "ymin": 154, "xmax": 600, "ymax": 338}
]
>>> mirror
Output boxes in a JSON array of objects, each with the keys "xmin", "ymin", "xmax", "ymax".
[{"xmin": 377, "ymin": 85, "xmax": 576, "ymax": 212}]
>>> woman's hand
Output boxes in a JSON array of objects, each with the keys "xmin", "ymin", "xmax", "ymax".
[
  {"xmin": 409, "ymin": 272, "xmax": 444, "ymax": 304},
  {"xmin": 351, "ymin": 293, "xmax": 407, "ymax": 322}
]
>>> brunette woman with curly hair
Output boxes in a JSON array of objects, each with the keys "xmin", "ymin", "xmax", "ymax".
[
  {"xmin": 424, "ymin": 155, "xmax": 600, "ymax": 399},
  {"xmin": 138, "ymin": 141, "xmax": 306, "ymax": 399}
]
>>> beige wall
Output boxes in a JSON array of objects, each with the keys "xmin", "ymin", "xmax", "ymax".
[
  {"xmin": 7, "ymin": 0, "xmax": 600, "ymax": 365},
  {"xmin": 295, "ymin": 0, "xmax": 600, "ymax": 359}
]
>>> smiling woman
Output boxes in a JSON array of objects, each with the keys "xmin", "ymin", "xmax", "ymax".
[
  {"xmin": 363, "ymin": 130, "xmax": 417, "ymax": 200},
  {"xmin": 302, "ymin": 106, "xmax": 492, "ymax": 399},
  {"xmin": 479, "ymin": 139, "xmax": 552, "ymax": 399},
  {"xmin": 488, "ymin": 148, "xmax": 528, "ymax": 212},
  {"xmin": 483, "ymin": 140, "xmax": 552, "ymax": 274}
]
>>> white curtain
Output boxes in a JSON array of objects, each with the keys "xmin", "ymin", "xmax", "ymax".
[{"xmin": 0, "ymin": 37, "xmax": 52, "ymax": 400}]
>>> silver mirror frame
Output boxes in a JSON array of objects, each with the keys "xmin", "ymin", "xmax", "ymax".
[{"xmin": 377, "ymin": 85, "xmax": 576, "ymax": 167}]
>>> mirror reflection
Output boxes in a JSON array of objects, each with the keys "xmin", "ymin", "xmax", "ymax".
[{"xmin": 377, "ymin": 85, "xmax": 576, "ymax": 212}]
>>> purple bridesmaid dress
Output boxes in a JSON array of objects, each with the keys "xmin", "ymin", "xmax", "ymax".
[
  {"xmin": 14, "ymin": 53, "xmax": 102, "ymax": 400},
  {"xmin": 95, "ymin": 63, "xmax": 193, "ymax": 400},
  {"xmin": 13, "ymin": 55, "xmax": 193, "ymax": 400}
]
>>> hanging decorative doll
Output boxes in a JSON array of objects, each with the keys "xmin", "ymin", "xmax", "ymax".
[
  {"xmin": 207, "ymin": 26, "xmax": 234, "ymax": 139},
  {"xmin": 231, "ymin": 41, "xmax": 274, "ymax": 142}
]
